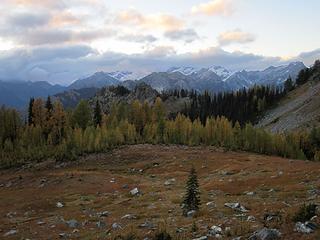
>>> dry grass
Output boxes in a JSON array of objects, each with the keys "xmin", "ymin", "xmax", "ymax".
[{"xmin": 0, "ymin": 144, "xmax": 319, "ymax": 239}]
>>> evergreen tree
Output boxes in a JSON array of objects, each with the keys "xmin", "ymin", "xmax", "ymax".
[
  {"xmin": 93, "ymin": 100, "xmax": 102, "ymax": 127},
  {"xmin": 28, "ymin": 97, "xmax": 35, "ymax": 126},
  {"xmin": 182, "ymin": 167, "xmax": 201, "ymax": 215},
  {"xmin": 284, "ymin": 76, "xmax": 294, "ymax": 92},
  {"xmin": 45, "ymin": 96, "xmax": 53, "ymax": 113}
]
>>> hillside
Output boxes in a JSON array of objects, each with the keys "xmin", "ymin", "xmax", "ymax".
[
  {"xmin": 90, "ymin": 83, "xmax": 190, "ymax": 116},
  {"xmin": 1, "ymin": 145, "xmax": 319, "ymax": 239},
  {"xmin": 0, "ymin": 81, "xmax": 66, "ymax": 108},
  {"xmin": 257, "ymin": 64, "xmax": 320, "ymax": 133}
]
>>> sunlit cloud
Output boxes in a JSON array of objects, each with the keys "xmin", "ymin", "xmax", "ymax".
[
  {"xmin": 218, "ymin": 30, "xmax": 255, "ymax": 46},
  {"xmin": 191, "ymin": 0, "xmax": 233, "ymax": 16},
  {"xmin": 114, "ymin": 9, "xmax": 185, "ymax": 31}
]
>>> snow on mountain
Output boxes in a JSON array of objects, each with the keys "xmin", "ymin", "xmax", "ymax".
[
  {"xmin": 167, "ymin": 67, "xmax": 199, "ymax": 76},
  {"xmin": 107, "ymin": 71, "xmax": 150, "ymax": 81},
  {"xmin": 168, "ymin": 66, "xmax": 231, "ymax": 80}
]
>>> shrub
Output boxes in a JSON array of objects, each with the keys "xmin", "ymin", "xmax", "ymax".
[{"xmin": 293, "ymin": 203, "xmax": 317, "ymax": 222}]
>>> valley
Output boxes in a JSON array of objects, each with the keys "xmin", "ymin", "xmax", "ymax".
[{"xmin": 0, "ymin": 145, "xmax": 319, "ymax": 239}]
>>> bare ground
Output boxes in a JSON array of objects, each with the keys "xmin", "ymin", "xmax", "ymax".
[{"xmin": 0, "ymin": 145, "xmax": 319, "ymax": 239}]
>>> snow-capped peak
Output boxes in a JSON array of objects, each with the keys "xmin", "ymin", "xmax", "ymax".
[
  {"xmin": 107, "ymin": 71, "xmax": 149, "ymax": 81},
  {"xmin": 167, "ymin": 66, "xmax": 199, "ymax": 76},
  {"xmin": 207, "ymin": 66, "xmax": 231, "ymax": 79}
]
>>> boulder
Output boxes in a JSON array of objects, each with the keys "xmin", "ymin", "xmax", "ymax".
[
  {"xmin": 224, "ymin": 202, "xmax": 248, "ymax": 212},
  {"xmin": 66, "ymin": 219, "xmax": 79, "ymax": 228},
  {"xmin": 208, "ymin": 225, "xmax": 222, "ymax": 236},
  {"xmin": 3, "ymin": 229, "xmax": 18, "ymax": 237},
  {"xmin": 192, "ymin": 236, "xmax": 208, "ymax": 240},
  {"xmin": 164, "ymin": 178, "xmax": 176, "ymax": 186},
  {"xmin": 294, "ymin": 222, "xmax": 317, "ymax": 234},
  {"xmin": 96, "ymin": 221, "xmax": 106, "ymax": 228},
  {"xmin": 56, "ymin": 202, "xmax": 64, "ymax": 208},
  {"xmin": 130, "ymin": 187, "xmax": 140, "ymax": 196},
  {"xmin": 97, "ymin": 211, "xmax": 109, "ymax": 217},
  {"xmin": 112, "ymin": 222, "xmax": 122, "ymax": 229},
  {"xmin": 187, "ymin": 210, "xmax": 197, "ymax": 218},
  {"xmin": 249, "ymin": 228, "xmax": 281, "ymax": 240}
]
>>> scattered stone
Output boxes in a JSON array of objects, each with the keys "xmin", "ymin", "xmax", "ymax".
[
  {"xmin": 6, "ymin": 212, "xmax": 17, "ymax": 218},
  {"xmin": 224, "ymin": 202, "xmax": 249, "ymax": 212},
  {"xmin": 153, "ymin": 162, "xmax": 160, "ymax": 167},
  {"xmin": 66, "ymin": 219, "xmax": 79, "ymax": 228},
  {"xmin": 246, "ymin": 191, "xmax": 255, "ymax": 196},
  {"xmin": 187, "ymin": 210, "xmax": 197, "ymax": 218},
  {"xmin": 96, "ymin": 221, "xmax": 106, "ymax": 228},
  {"xmin": 206, "ymin": 201, "xmax": 215, "ymax": 207},
  {"xmin": 56, "ymin": 202, "xmax": 64, "ymax": 208},
  {"xmin": 3, "ymin": 229, "xmax": 17, "ymax": 237},
  {"xmin": 247, "ymin": 216, "xmax": 256, "ymax": 222},
  {"xmin": 130, "ymin": 187, "xmax": 140, "ymax": 196},
  {"xmin": 37, "ymin": 220, "xmax": 46, "ymax": 225},
  {"xmin": 121, "ymin": 214, "xmax": 137, "ymax": 220},
  {"xmin": 192, "ymin": 236, "xmax": 208, "ymax": 240},
  {"xmin": 122, "ymin": 184, "xmax": 129, "ymax": 189},
  {"xmin": 59, "ymin": 233, "xmax": 67, "ymax": 238},
  {"xmin": 139, "ymin": 221, "xmax": 154, "ymax": 229},
  {"xmin": 110, "ymin": 178, "xmax": 115, "ymax": 183},
  {"xmin": 249, "ymin": 228, "xmax": 281, "ymax": 240},
  {"xmin": 208, "ymin": 225, "xmax": 222, "ymax": 237},
  {"xmin": 232, "ymin": 237, "xmax": 242, "ymax": 240},
  {"xmin": 97, "ymin": 211, "xmax": 109, "ymax": 217},
  {"xmin": 263, "ymin": 213, "xmax": 281, "ymax": 222},
  {"xmin": 164, "ymin": 178, "xmax": 176, "ymax": 186},
  {"xmin": 112, "ymin": 223, "xmax": 122, "ymax": 230},
  {"xmin": 295, "ymin": 222, "xmax": 317, "ymax": 234}
]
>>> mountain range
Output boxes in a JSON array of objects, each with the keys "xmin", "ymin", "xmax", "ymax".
[{"xmin": 0, "ymin": 61, "xmax": 306, "ymax": 108}]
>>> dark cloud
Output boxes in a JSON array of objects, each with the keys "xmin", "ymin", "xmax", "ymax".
[
  {"xmin": 118, "ymin": 34, "xmax": 157, "ymax": 43},
  {"xmin": 7, "ymin": 12, "xmax": 50, "ymax": 28},
  {"xmin": 294, "ymin": 48, "xmax": 320, "ymax": 66},
  {"xmin": 164, "ymin": 29, "xmax": 200, "ymax": 43},
  {"xmin": 0, "ymin": 45, "xmax": 318, "ymax": 85}
]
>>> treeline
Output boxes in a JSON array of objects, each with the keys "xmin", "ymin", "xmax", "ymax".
[
  {"xmin": 1, "ymin": 96, "xmax": 319, "ymax": 169},
  {"xmin": 182, "ymin": 85, "xmax": 285, "ymax": 125}
]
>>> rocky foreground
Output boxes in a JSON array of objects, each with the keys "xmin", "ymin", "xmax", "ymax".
[{"xmin": 0, "ymin": 145, "xmax": 319, "ymax": 239}]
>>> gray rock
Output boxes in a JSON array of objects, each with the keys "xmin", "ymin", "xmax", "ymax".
[
  {"xmin": 112, "ymin": 222, "xmax": 122, "ymax": 229},
  {"xmin": 130, "ymin": 187, "xmax": 140, "ymax": 196},
  {"xmin": 96, "ymin": 221, "xmax": 106, "ymax": 228},
  {"xmin": 139, "ymin": 221, "xmax": 154, "ymax": 229},
  {"xmin": 97, "ymin": 211, "xmax": 109, "ymax": 217},
  {"xmin": 66, "ymin": 219, "xmax": 79, "ymax": 228},
  {"xmin": 192, "ymin": 236, "xmax": 208, "ymax": 240},
  {"xmin": 208, "ymin": 225, "xmax": 222, "ymax": 236},
  {"xmin": 249, "ymin": 228, "xmax": 281, "ymax": 240},
  {"xmin": 3, "ymin": 229, "xmax": 18, "ymax": 237},
  {"xmin": 56, "ymin": 202, "xmax": 64, "ymax": 208},
  {"xmin": 206, "ymin": 201, "xmax": 215, "ymax": 207},
  {"xmin": 164, "ymin": 178, "xmax": 176, "ymax": 186},
  {"xmin": 247, "ymin": 216, "xmax": 256, "ymax": 222},
  {"xmin": 187, "ymin": 210, "xmax": 197, "ymax": 218},
  {"xmin": 121, "ymin": 214, "xmax": 137, "ymax": 220},
  {"xmin": 224, "ymin": 202, "xmax": 248, "ymax": 212},
  {"xmin": 294, "ymin": 222, "xmax": 316, "ymax": 234}
]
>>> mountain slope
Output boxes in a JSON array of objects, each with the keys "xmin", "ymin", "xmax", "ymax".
[
  {"xmin": 68, "ymin": 72, "xmax": 120, "ymax": 90},
  {"xmin": 53, "ymin": 87, "xmax": 99, "ymax": 109},
  {"xmin": 0, "ymin": 81, "xmax": 66, "ymax": 108},
  {"xmin": 257, "ymin": 63, "xmax": 320, "ymax": 133},
  {"xmin": 225, "ymin": 62, "xmax": 306, "ymax": 90}
]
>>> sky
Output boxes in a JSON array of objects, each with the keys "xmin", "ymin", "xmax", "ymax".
[{"xmin": 0, "ymin": 0, "xmax": 319, "ymax": 85}]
